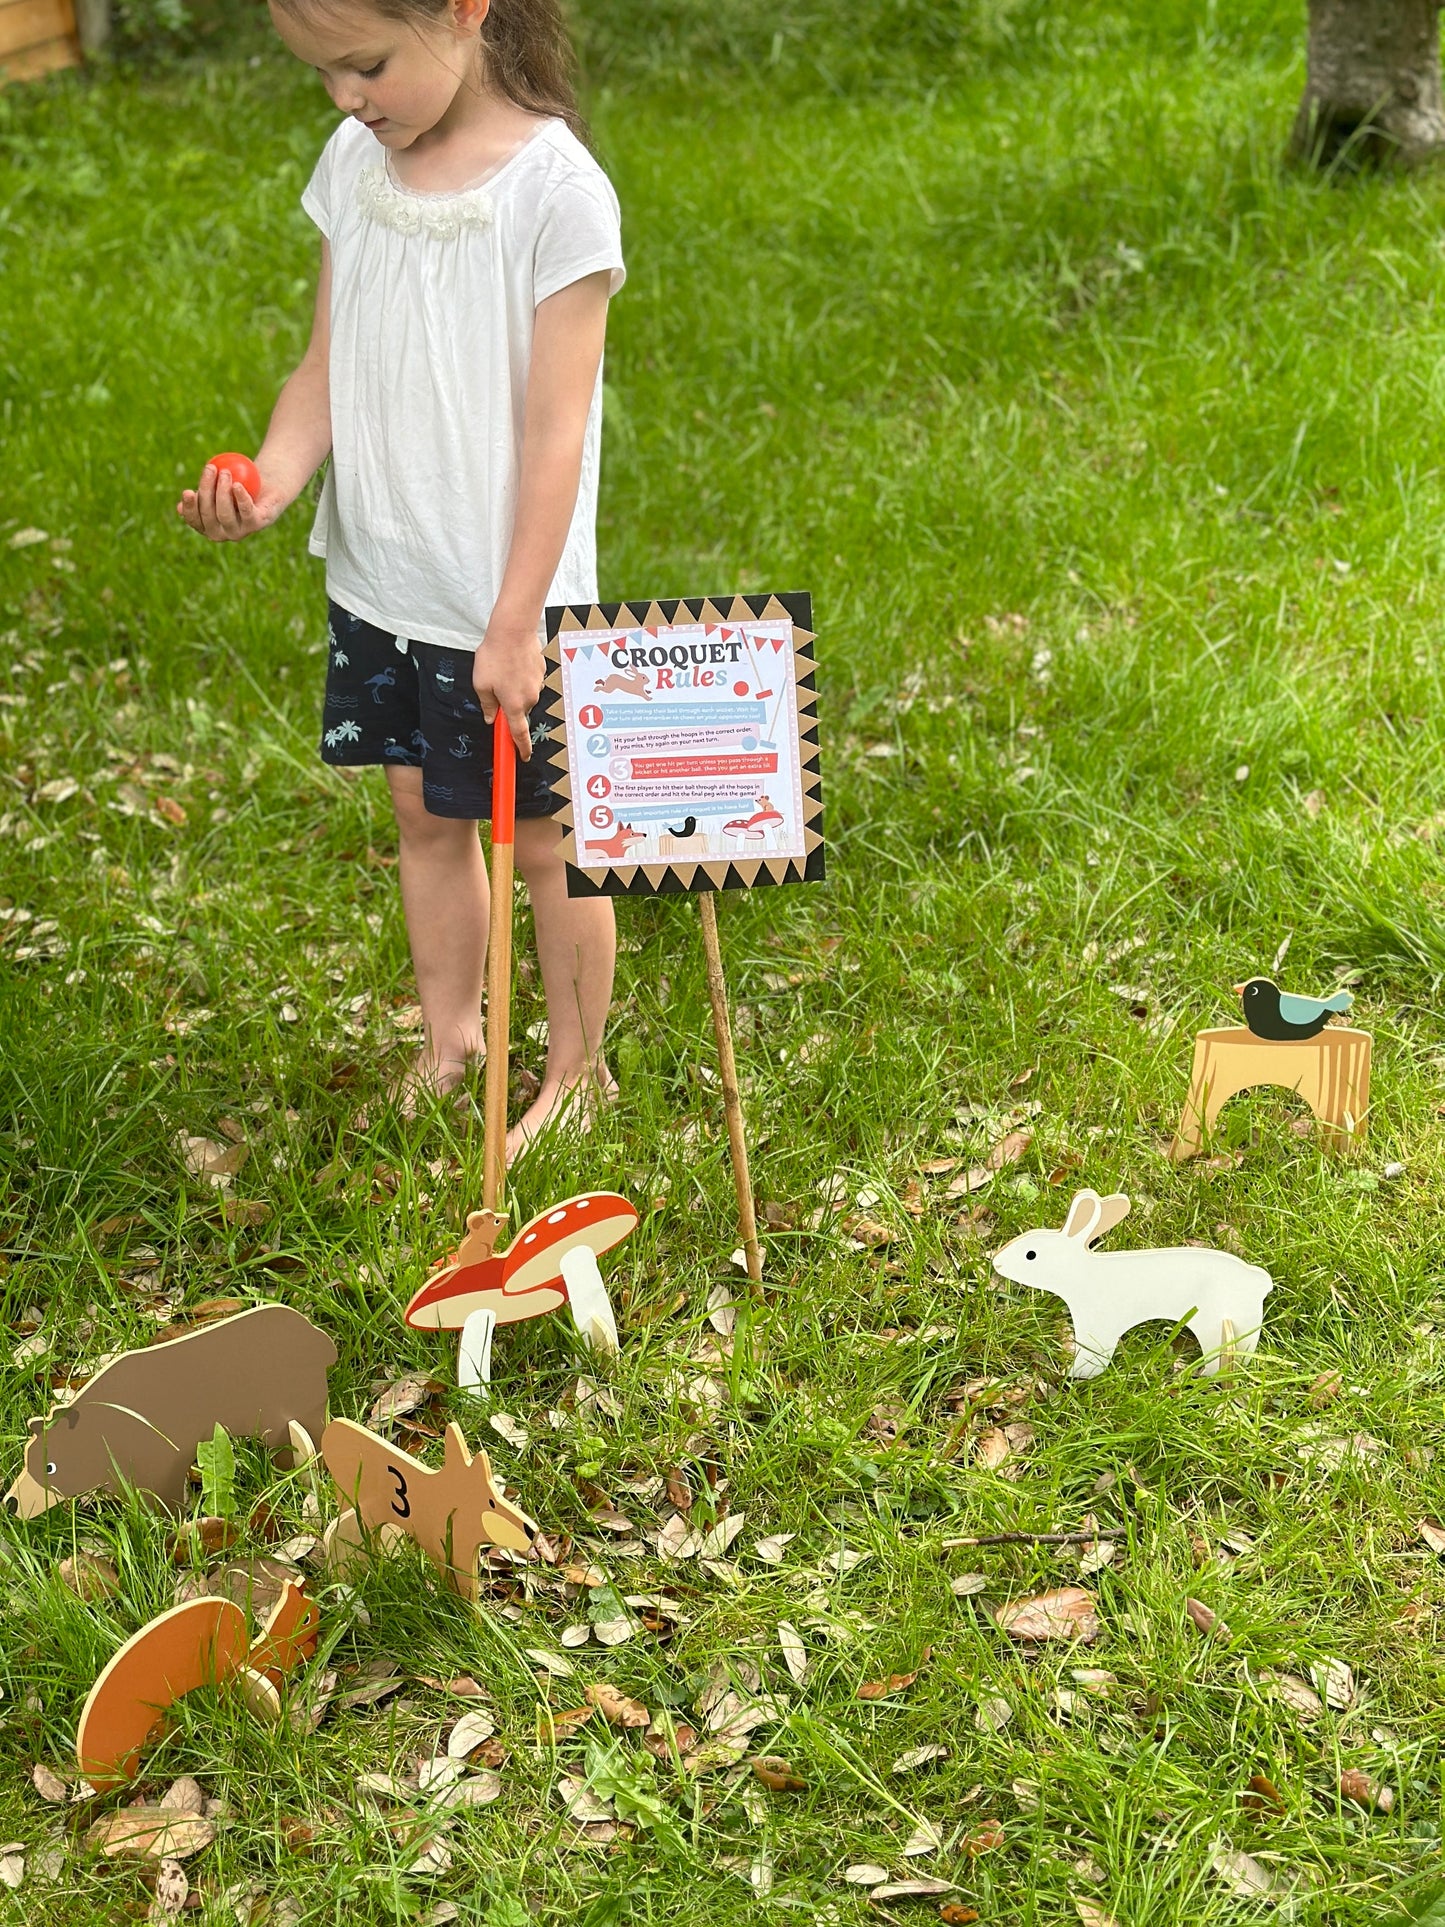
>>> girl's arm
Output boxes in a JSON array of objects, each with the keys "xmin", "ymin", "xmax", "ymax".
[
  {"xmin": 473, "ymin": 269, "xmax": 612, "ymax": 759},
  {"xmin": 176, "ymin": 240, "xmax": 334, "ymax": 542}
]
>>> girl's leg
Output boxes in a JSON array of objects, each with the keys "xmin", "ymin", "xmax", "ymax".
[
  {"xmin": 509, "ymin": 815, "xmax": 616, "ymax": 1158},
  {"xmin": 386, "ymin": 766, "xmax": 489, "ymax": 1100}
]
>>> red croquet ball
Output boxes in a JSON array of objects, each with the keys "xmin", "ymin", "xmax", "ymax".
[
  {"xmin": 208, "ymin": 452, "xmax": 262, "ymax": 498},
  {"xmin": 733, "ymin": 680, "xmax": 750, "ymax": 697}
]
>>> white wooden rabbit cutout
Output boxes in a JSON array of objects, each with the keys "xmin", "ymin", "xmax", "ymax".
[{"xmin": 992, "ymin": 1189, "xmax": 1273, "ymax": 1377}]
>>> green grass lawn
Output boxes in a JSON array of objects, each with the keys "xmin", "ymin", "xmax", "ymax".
[{"xmin": 2, "ymin": 3, "xmax": 1445, "ymax": 1921}]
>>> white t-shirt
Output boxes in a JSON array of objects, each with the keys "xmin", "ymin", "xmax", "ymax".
[{"xmin": 301, "ymin": 116, "xmax": 625, "ymax": 651}]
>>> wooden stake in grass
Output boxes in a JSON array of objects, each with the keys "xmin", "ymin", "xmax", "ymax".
[{"xmin": 697, "ymin": 889, "xmax": 762, "ymax": 1288}]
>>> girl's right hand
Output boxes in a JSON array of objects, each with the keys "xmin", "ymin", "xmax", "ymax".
[{"xmin": 175, "ymin": 463, "xmax": 285, "ymax": 542}]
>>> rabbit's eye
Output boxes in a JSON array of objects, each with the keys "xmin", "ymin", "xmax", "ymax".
[
  {"xmin": 44, "ymin": 1462, "xmax": 56, "ymax": 1476},
  {"xmin": 1025, "ymin": 1250, "xmax": 1036, "ymax": 1261}
]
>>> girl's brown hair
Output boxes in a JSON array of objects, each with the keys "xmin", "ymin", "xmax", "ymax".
[{"xmin": 282, "ymin": 0, "xmax": 587, "ymax": 143}]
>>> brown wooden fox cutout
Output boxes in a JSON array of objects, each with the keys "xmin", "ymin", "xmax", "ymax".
[{"xmin": 319, "ymin": 1418, "xmax": 534, "ymax": 1600}]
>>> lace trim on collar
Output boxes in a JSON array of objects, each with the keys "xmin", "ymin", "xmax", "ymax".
[{"xmin": 355, "ymin": 164, "xmax": 496, "ymax": 239}]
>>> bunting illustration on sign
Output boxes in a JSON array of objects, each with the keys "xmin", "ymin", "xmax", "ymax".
[{"xmin": 544, "ymin": 593, "xmax": 823, "ymax": 897}]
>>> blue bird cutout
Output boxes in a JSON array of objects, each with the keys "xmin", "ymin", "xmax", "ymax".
[{"xmin": 1236, "ymin": 977, "xmax": 1353, "ymax": 1042}]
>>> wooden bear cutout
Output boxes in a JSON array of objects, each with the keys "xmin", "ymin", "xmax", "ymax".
[{"xmin": 6, "ymin": 1305, "xmax": 336, "ymax": 1517}]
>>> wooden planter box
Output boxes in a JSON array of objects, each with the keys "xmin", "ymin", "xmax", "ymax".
[{"xmin": 0, "ymin": 0, "xmax": 108, "ymax": 82}]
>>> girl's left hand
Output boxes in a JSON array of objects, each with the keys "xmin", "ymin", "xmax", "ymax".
[{"xmin": 473, "ymin": 618, "xmax": 545, "ymax": 761}]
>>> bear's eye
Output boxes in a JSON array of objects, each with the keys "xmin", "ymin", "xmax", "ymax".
[
  {"xmin": 1025, "ymin": 1250, "xmax": 1036, "ymax": 1261},
  {"xmin": 45, "ymin": 1461, "xmax": 56, "ymax": 1476}
]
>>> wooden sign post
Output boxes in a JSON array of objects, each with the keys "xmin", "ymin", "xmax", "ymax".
[{"xmin": 544, "ymin": 593, "xmax": 824, "ymax": 1286}]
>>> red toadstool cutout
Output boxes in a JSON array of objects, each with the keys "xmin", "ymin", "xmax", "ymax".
[{"xmin": 404, "ymin": 1192, "xmax": 639, "ymax": 1332}]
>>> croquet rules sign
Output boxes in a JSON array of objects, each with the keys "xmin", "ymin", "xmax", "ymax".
[{"xmin": 544, "ymin": 592, "xmax": 823, "ymax": 897}]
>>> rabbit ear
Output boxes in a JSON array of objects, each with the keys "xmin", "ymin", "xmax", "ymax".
[
  {"xmin": 1088, "ymin": 1194, "xmax": 1132, "ymax": 1246},
  {"xmin": 1061, "ymin": 1190, "xmax": 1103, "ymax": 1242}
]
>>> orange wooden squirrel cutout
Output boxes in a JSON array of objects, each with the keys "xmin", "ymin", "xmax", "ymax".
[
  {"xmin": 320, "ymin": 1417, "xmax": 534, "ymax": 1600},
  {"xmin": 75, "ymin": 1582, "xmax": 320, "ymax": 1789}
]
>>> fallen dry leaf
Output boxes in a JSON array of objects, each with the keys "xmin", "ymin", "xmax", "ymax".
[
  {"xmin": 858, "ymin": 1650, "xmax": 930, "ymax": 1700},
  {"xmin": 170, "ymin": 1518, "xmax": 242, "ymax": 1566},
  {"xmin": 843, "ymin": 1865, "xmax": 889, "ymax": 1886},
  {"xmin": 987, "ymin": 1130, "xmax": 1033, "ymax": 1171},
  {"xmin": 444, "ymin": 1710, "xmax": 497, "ymax": 1759},
  {"xmin": 754, "ymin": 1532, "xmax": 797, "ymax": 1565},
  {"xmin": 950, "ymin": 1573, "xmax": 988, "ymax": 1598},
  {"xmin": 845, "ymin": 1216, "xmax": 894, "ymax": 1248},
  {"xmin": 368, "ymin": 1374, "xmax": 442, "ymax": 1426},
  {"xmin": 993, "ymin": 1588, "xmax": 1098, "ymax": 1644},
  {"xmin": 974, "ymin": 1694, "xmax": 1012, "ymax": 1734},
  {"xmin": 335, "ymin": 1662, "xmax": 403, "ymax": 1710},
  {"xmin": 0, "ymin": 1850, "xmax": 22, "ymax": 1893},
  {"xmin": 85, "ymin": 1811, "xmax": 215, "ymax": 1860},
  {"xmin": 1185, "ymin": 1597, "xmax": 1230, "ymax": 1641},
  {"xmin": 1243, "ymin": 1774, "xmax": 1286, "ymax": 1815},
  {"xmin": 903, "ymin": 1819, "xmax": 942, "ymax": 1857},
  {"xmin": 488, "ymin": 1412, "xmax": 530, "ymax": 1451},
  {"xmin": 1260, "ymin": 1671, "xmax": 1324, "ymax": 1721},
  {"xmin": 153, "ymin": 797, "xmax": 187, "ymax": 828},
  {"xmin": 31, "ymin": 1764, "xmax": 67, "ymax": 1804},
  {"xmin": 429, "ymin": 1773, "xmax": 502, "ymax": 1810},
  {"xmin": 1420, "ymin": 1518, "xmax": 1445, "ymax": 1556},
  {"xmin": 1209, "ymin": 1845, "xmax": 1278, "ymax": 1899},
  {"xmin": 1338, "ymin": 1768, "xmax": 1393, "ymax": 1813},
  {"xmin": 940, "ymin": 1909, "xmax": 981, "ymax": 1926},
  {"xmin": 525, "ymin": 1649, "xmax": 575, "ymax": 1678},
  {"xmin": 750, "ymin": 1755, "xmax": 805, "ymax": 1792},
  {"xmin": 558, "ymin": 1776, "xmax": 615, "ymax": 1825},
  {"xmin": 148, "ymin": 1859, "xmax": 188, "ymax": 1921},
  {"xmin": 58, "ymin": 1551, "xmax": 120, "ymax": 1601},
  {"xmin": 778, "ymin": 1622, "xmax": 808, "ymax": 1686},
  {"xmin": 1310, "ymin": 1657, "xmax": 1355, "ymax": 1711},
  {"xmin": 176, "ymin": 1134, "xmax": 247, "ymax": 1182},
  {"xmin": 1308, "ymin": 1370, "xmax": 1343, "ymax": 1409},
  {"xmin": 159, "ymin": 1778, "xmax": 206, "ymax": 1817},
  {"xmin": 355, "ymin": 1772, "xmax": 413, "ymax": 1805},
  {"xmin": 656, "ymin": 1512, "xmax": 702, "ymax": 1561},
  {"xmin": 893, "ymin": 1744, "xmax": 949, "ymax": 1775},
  {"xmin": 963, "ymin": 1819, "xmax": 1005, "ymax": 1857},
  {"xmin": 585, "ymin": 1684, "xmax": 650, "ymax": 1729},
  {"xmin": 416, "ymin": 1757, "xmax": 466, "ymax": 1795},
  {"xmin": 699, "ymin": 1512, "xmax": 746, "ymax": 1559},
  {"xmin": 1073, "ymin": 1905, "xmax": 1122, "ymax": 1927},
  {"xmin": 538, "ymin": 1706, "xmax": 595, "ymax": 1741}
]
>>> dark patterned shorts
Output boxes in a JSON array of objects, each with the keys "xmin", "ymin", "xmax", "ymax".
[{"xmin": 318, "ymin": 601, "xmax": 561, "ymax": 821}]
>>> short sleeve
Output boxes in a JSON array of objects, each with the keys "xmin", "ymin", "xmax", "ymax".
[
  {"xmin": 301, "ymin": 135, "xmax": 337, "ymax": 238},
  {"xmin": 533, "ymin": 169, "xmax": 625, "ymax": 307}
]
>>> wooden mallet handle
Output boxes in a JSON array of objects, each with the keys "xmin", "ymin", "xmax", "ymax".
[{"xmin": 482, "ymin": 709, "xmax": 516, "ymax": 1214}]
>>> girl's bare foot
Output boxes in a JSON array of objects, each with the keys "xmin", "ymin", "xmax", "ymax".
[
  {"xmin": 505, "ymin": 1069, "xmax": 618, "ymax": 1165},
  {"xmin": 388, "ymin": 1050, "xmax": 478, "ymax": 1121}
]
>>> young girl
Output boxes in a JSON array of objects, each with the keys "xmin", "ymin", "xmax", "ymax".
[{"xmin": 177, "ymin": 0, "xmax": 623, "ymax": 1156}]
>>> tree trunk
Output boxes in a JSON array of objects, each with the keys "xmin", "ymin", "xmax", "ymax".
[{"xmin": 1293, "ymin": 0, "xmax": 1445, "ymax": 166}]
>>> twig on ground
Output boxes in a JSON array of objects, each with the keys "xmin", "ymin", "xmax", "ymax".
[{"xmin": 941, "ymin": 1530, "xmax": 1104, "ymax": 1548}]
